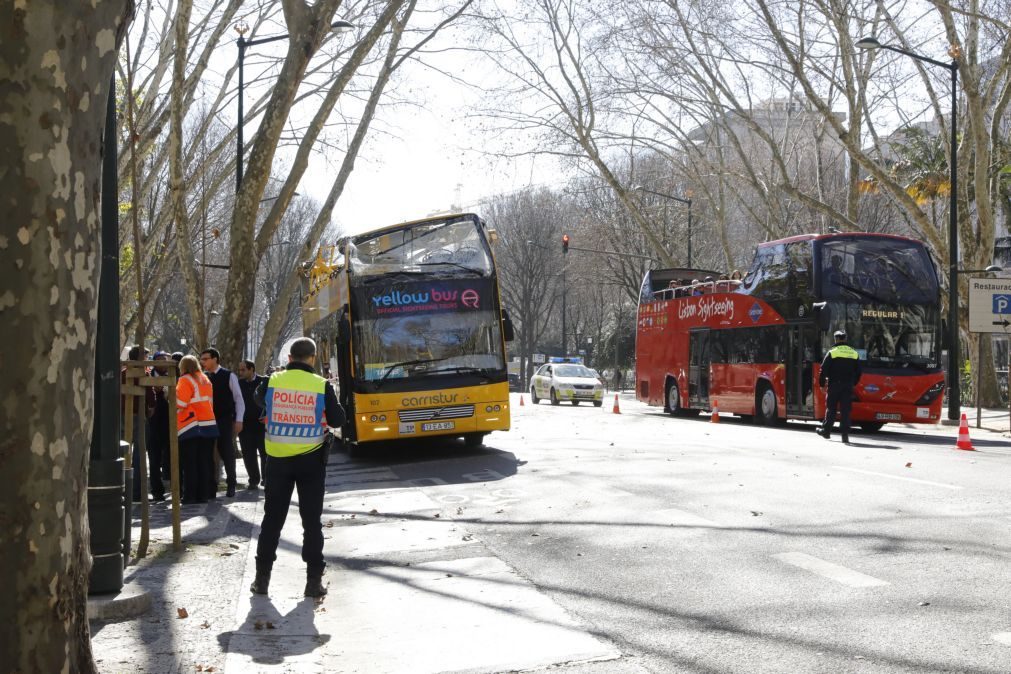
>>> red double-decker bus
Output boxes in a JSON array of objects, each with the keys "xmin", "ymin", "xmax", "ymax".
[{"xmin": 635, "ymin": 233, "xmax": 945, "ymax": 430}]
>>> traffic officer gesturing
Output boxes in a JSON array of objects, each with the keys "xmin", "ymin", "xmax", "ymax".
[
  {"xmin": 816, "ymin": 330, "xmax": 863, "ymax": 444},
  {"xmin": 251, "ymin": 337, "xmax": 344, "ymax": 598}
]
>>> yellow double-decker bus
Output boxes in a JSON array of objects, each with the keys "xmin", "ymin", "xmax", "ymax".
[{"xmin": 302, "ymin": 213, "xmax": 514, "ymax": 448}]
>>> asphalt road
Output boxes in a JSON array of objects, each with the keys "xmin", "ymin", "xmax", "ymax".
[{"xmin": 338, "ymin": 392, "xmax": 1011, "ymax": 674}]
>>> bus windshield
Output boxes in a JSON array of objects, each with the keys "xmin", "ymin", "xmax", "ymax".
[
  {"xmin": 349, "ymin": 217, "xmax": 493, "ymax": 278},
  {"xmin": 819, "ymin": 237, "xmax": 937, "ymax": 305},
  {"xmin": 351, "ymin": 278, "xmax": 505, "ymax": 384},
  {"xmin": 826, "ymin": 303, "xmax": 939, "ymax": 369}
]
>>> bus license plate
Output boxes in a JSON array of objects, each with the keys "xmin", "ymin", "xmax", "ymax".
[
  {"xmin": 421, "ymin": 421, "xmax": 455, "ymax": 432},
  {"xmin": 875, "ymin": 413, "xmax": 901, "ymax": 421}
]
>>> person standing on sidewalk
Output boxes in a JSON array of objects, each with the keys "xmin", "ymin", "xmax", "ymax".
[
  {"xmin": 816, "ymin": 330, "xmax": 863, "ymax": 443},
  {"xmin": 200, "ymin": 348, "xmax": 244, "ymax": 497},
  {"xmin": 251, "ymin": 337, "xmax": 344, "ymax": 599},
  {"xmin": 237, "ymin": 359, "xmax": 268, "ymax": 490},
  {"xmin": 176, "ymin": 355, "xmax": 218, "ymax": 503}
]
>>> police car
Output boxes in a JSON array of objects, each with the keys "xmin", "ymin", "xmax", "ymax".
[{"xmin": 529, "ymin": 363, "xmax": 604, "ymax": 406}]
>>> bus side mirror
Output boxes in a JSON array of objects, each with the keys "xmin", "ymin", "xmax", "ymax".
[
  {"xmin": 813, "ymin": 302, "xmax": 831, "ymax": 330},
  {"xmin": 336, "ymin": 305, "xmax": 351, "ymax": 346},
  {"xmin": 502, "ymin": 310, "xmax": 515, "ymax": 342}
]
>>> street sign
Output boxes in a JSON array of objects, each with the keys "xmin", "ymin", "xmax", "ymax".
[
  {"xmin": 968, "ymin": 277, "xmax": 1011, "ymax": 333},
  {"xmin": 532, "ymin": 353, "xmax": 546, "ymax": 364}
]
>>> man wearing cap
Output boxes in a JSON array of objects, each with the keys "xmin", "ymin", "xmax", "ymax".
[
  {"xmin": 251, "ymin": 337, "xmax": 344, "ymax": 599},
  {"xmin": 817, "ymin": 330, "xmax": 863, "ymax": 443}
]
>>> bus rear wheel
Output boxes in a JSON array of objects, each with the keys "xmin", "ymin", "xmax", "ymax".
[
  {"xmin": 550, "ymin": 388, "xmax": 560, "ymax": 406},
  {"xmin": 755, "ymin": 384, "xmax": 780, "ymax": 426},
  {"xmin": 860, "ymin": 422, "xmax": 885, "ymax": 433},
  {"xmin": 665, "ymin": 381, "xmax": 681, "ymax": 416}
]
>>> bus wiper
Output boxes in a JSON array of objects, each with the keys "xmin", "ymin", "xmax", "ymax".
[
  {"xmin": 424, "ymin": 365, "xmax": 495, "ymax": 377},
  {"xmin": 837, "ymin": 282, "xmax": 898, "ymax": 306},
  {"xmin": 416, "ymin": 261, "xmax": 485, "ymax": 275},
  {"xmin": 379, "ymin": 357, "xmax": 450, "ymax": 382}
]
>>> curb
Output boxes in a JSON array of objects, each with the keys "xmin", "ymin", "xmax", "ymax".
[{"xmin": 87, "ymin": 583, "xmax": 152, "ymax": 622}]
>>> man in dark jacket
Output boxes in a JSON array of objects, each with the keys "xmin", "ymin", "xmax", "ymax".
[
  {"xmin": 237, "ymin": 359, "xmax": 268, "ymax": 490},
  {"xmin": 251, "ymin": 337, "xmax": 344, "ymax": 599},
  {"xmin": 817, "ymin": 330, "xmax": 863, "ymax": 443},
  {"xmin": 200, "ymin": 347, "xmax": 245, "ymax": 497}
]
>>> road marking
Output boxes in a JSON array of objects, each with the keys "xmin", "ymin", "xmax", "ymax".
[
  {"xmin": 773, "ymin": 552, "xmax": 889, "ymax": 588},
  {"xmin": 993, "ymin": 633, "xmax": 1011, "ymax": 646},
  {"xmin": 829, "ymin": 466, "xmax": 964, "ymax": 490}
]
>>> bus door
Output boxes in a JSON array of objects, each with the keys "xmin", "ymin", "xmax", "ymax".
[
  {"xmin": 689, "ymin": 329, "xmax": 710, "ymax": 408},
  {"xmin": 786, "ymin": 323, "xmax": 816, "ymax": 418}
]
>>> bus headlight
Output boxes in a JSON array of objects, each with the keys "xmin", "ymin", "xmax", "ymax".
[{"xmin": 916, "ymin": 381, "xmax": 945, "ymax": 405}]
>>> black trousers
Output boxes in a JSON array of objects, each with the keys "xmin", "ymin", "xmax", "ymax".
[
  {"xmin": 822, "ymin": 386, "xmax": 853, "ymax": 438},
  {"xmin": 213, "ymin": 420, "xmax": 237, "ymax": 492},
  {"xmin": 181, "ymin": 436, "xmax": 214, "ymax": 502},
  {"xmin": 255, "ymin": 447, "xmax": 327, "ymax": 576},
  {"xmin": 132, "ymin": 425, "xmax": 165, "ymax": 500},
  {"xmin": 239, "ymin": 427, "xmax": 267, "ymax": 487}
]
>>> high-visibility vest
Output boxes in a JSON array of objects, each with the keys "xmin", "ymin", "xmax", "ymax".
[
  {"xmin": 828, "ymin": 344, "xmax": 859, "ymax": 360},
  {"xmin": 176, "ymin": 373, "xmax": 218, "ymax": 441},
  {"xmin": 264, "ymin": 368, "xmax": 326, "ymax": 457}
]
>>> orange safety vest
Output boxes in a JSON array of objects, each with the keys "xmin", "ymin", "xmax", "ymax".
[{"xmin": 176, "ymin": 372, "xmax": 218, "ymax": 441}]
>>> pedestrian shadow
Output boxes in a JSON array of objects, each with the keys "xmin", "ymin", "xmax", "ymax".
[
  {"xmin": 840, "ymin": 440, "xmax": 901, "ymax": 449},
  {"xmin": 218, "ymin": 596, "xmax": 330, "ymax": 666}
]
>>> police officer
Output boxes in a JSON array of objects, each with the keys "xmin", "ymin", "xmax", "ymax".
[
  {"xmin": 817, "ymin": 330, "xmax": 862, "ymax": 443},
  {"xmin": 250, "ymin": 337, "xmax": 344, "ymax": 598}
]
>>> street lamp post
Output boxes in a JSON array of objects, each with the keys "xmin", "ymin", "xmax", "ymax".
[
  {"xmin": 633, "ymin": 186, "xmax": 693, "ymax": 267},
  {"xmin": 235, "ymin": 19, "xmax": 354, "ymax": 192},
  {"xmin": 857, "ymin": 36, "xmax": 961, "ymax": 420}
]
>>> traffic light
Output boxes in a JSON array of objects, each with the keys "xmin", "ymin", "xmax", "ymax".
[{"xmin": 562, "ymin": 233, "xmax": 570, "ymax": 255}]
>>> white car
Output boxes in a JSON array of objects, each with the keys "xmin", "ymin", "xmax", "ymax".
[{"xmin": 529, "ymin": 363, "xmax": 604, "ymax": 406}]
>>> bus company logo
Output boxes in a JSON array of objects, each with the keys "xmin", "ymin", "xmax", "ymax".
[
  {"xmin": 679, "ymin": 297, "xmax": 736, "ymax": 322},
  {"xmin": 748, "ymin": 302, "xmax": 763, "ymax": 323},
  {"xmin": 461, "ymin": 289, "xmax": 480, "ymax": 309},
  {"xmin": 371, "ymin": 287, "xmax": 478, "ymax": 313},
  {"xmin": 401, "ymin": 392, "xmax": 459, "ymax": 407}
]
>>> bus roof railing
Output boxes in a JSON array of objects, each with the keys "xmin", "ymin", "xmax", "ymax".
[{"xmin": 653, "ymin": 279, "xmax": 742, "ymax": 300}]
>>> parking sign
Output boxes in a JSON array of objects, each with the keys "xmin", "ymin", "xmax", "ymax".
[{"xmin": 968, "ymin": 278, "xmax": 1011, "ymax": 333}]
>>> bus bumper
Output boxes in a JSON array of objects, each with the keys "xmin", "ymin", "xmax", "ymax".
[
  {"xmin": 354, "ymin": 401, "xmax": 511, "ymax": 443},
  {"xmin": 849, "ymin": 400, "xmax": 943, "ymax": 424}
]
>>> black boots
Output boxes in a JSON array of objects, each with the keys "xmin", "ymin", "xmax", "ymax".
[
  {"xmin": 304, "ymin": 574, "xmax": 327, "ymax": 598},
  {"xmin": 250, "ymin": 570, "xmax": 270, "ymax": 595}
]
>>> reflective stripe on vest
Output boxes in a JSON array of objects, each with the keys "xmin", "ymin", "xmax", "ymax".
[
  {"xmin": 829, "ymin": 344, "xmax": 860, "ymax": 360},
  {"xmin": 264, "ymin": 369, "xmax": 327, "ymax": 457}
]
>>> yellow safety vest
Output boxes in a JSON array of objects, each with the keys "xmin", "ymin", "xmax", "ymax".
[
  {"xmin": 264, "ymin": 369, "xmax": 327, "ymax": 457},
  {"xmin": 828, "ymin": 344, "xmax": 859, "ymax": 360}
]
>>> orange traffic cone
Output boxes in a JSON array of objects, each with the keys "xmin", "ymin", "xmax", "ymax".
[
  {"xmin": 955, "ymin": 413, "xmax": 975, "ymax": 451},
  {"xmin": 612, "ymin": 394, "xmax": 621, "ymax": 414},
  {"xmin": 519, "ymin": 395, "xmax": 525, "ymax": 406},
  {"xmin": 711, "ymin": 399, "xmax": 720, "ymax": 423}
]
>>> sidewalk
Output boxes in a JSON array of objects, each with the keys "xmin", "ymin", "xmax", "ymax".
[{"xmin": 91, "ymin": 456, "xmax": 618, "ymax": 674}]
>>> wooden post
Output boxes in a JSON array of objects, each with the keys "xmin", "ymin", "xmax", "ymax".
[{"xmin": 168, "ymin": 378, "xmax": 181, "ymax": 550}]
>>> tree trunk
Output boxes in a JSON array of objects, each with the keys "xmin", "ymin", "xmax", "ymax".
[{"xmin": 0, "ymin": 1, "xmax": 133, "ymax": 670}]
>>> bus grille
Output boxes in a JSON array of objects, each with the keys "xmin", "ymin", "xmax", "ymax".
[{"xmin": 398, "ymin": 405, "xmax": 475, "ymax": 422}]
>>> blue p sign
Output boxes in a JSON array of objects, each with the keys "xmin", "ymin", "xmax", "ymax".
[{"xmin": 994, "ymin": 294, "xmax": 1011, "ymax": 314}]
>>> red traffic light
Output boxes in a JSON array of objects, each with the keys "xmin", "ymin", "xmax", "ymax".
[{"xmin": 562, "ymin": 234, "xmax": 570, "ymax": 254}]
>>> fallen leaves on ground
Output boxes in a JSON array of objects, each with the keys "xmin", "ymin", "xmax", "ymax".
[
  {"xmin": 905, "ymin": 462, "xmax": 913, "ymax": 468},
  {"xmin": 254, "ymin": 620, "xmax": 264, "ymax": 630},
  {"xmin": 369, "ymin": 509, "xmax": 379, "ymax": 515},
  {"xmin": 200, "ymin": 620, "xmax": 210, "ymax": 629},
  {"xmin": 176, "ymin": 608, "xmax": 189, "ymax": 619},
  {"xmin": 266, "ymin": 621, "xmax": 276, "ymax": 629}
]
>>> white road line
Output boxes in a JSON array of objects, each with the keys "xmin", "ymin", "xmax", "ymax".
[
  {"xmin": 993, "ymin": 633, "xmax": 1011, "ymax": 646},
  {"xmin": 829, "ymin": 465, "xmax": 964, "ymax": 490},
  {"xmin": 773, "ymin": 552, "xmax": 889, "ymax": 588}
]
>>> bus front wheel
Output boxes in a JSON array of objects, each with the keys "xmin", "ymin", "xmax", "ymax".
[
  {"xmin": 756, "ymin": 384, "xmax": 780, "ymax": 426},
  {"xmin": 464, "ymin": 433, "xmax": 486, "ymax": 448}
]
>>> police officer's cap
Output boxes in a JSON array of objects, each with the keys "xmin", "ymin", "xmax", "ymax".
[{"xmin": 833, "ymin": 330, "xmax": 846, "ymax": 341}]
